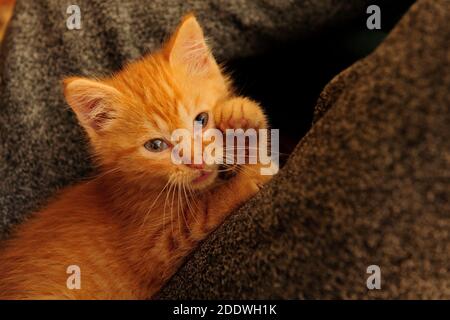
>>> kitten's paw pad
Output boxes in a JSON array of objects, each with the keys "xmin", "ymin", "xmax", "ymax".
[{"xmin": 215, "ymin": 97, "xmax": 267, "ymax": 131}]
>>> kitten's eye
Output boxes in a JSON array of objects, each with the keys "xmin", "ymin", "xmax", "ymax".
[
  {"xmin": 144, "ymin": 139, "xmax": 169, "ymax": 152},
  {"xmin": 194, "ymin": 112, "xmax": 209, "ymax": 128}
]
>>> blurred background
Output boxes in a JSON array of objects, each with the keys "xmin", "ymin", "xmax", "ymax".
[{"xmin": 227, "ymin": 0, "xmax": 415, "ymax": 157}]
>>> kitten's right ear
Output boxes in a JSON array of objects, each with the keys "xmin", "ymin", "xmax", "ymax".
[{"xmin": 63, "ymin": 77, "xmax": 122, "ymax": 135}]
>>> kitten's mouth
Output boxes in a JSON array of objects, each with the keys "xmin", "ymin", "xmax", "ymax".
[{"xmin": 192, "ymin": 170, "xmax": 213, "ymax": 184}]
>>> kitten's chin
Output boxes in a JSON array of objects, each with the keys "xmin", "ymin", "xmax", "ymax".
[{"xmin": 190, "ymin": 169, "xmax": 218, "ymax": 191}]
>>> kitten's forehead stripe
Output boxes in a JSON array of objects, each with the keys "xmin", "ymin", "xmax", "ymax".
[
  {"xmin": 152, "ymin": 114, "xmax": 170, "ymax": 134},
  {"xmin": 108, "ymin": 50, "xmax": 228, "ymax": 137},
  {"xmin": 112, "ymin": 55, "xmax": 185, "ymax": 131},
  {"xmin": 177, "ymin": 104, "xmax": 192, "ymax": 129}
]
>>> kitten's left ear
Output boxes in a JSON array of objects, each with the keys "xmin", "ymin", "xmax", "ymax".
[{"xmin": 163, "ymin": 14, "xmax": 218, "ymax": 75}]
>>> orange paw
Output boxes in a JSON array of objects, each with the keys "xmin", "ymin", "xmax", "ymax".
[{"xmin": 214, "ymin": 97, "xmax": 267, "ymax": 132}]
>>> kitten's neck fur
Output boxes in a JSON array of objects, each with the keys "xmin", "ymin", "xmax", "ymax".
[
  {"xmin": 95, "ymin": 170, "xmax": 195, "ymax": 223},
  {"xmin": 91, "ymin": 171, "xmax": 202, "ymax": 294}
]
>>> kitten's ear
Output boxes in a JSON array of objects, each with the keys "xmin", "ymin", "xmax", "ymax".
[
  {"xmin": 63, "ymin": 77, "xmax": 121, "ymax": 135},
  {"xmin": 163, "ymin": 14, "xmax": 217, "ymax": 74}
]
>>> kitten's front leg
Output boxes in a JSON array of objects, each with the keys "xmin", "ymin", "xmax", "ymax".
[
  {"xmin": 193, "ymin": 166, "xmax": 263, "ymax": 236},
  {"xmin": 214, "ymin": 96, "xmax": 274, "ymax": 188},
  {"xmin": 191, "ymin": 96, "xmax": 274, "ymax": 234}
]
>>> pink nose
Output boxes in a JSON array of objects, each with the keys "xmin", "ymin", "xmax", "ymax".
[{"xmin": 185, "ymin": 162, "xmax": 205, "ymax": 170}]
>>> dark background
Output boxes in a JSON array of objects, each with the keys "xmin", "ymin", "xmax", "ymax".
[{"xmin": 227, "ymin": 0, "xmax": 416, "ymax": 158}]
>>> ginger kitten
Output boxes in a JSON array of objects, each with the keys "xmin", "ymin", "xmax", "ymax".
[{"xmin": 0, "ymin": 15, "xmax": 272, "ymax": 299}]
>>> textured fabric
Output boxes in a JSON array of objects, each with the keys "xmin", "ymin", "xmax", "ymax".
[
  {"xmin": 159, "ymin": 0, "xmax": 450, "ymax": 299},
  {"xmin": 0, "ymin": 0, "xmax": 369, "ymax": 235}
]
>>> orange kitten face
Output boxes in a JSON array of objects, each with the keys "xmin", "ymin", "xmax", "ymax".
[{"xmin": 64, "ymin": 15, "xmax": 230, "ymax": 191}]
